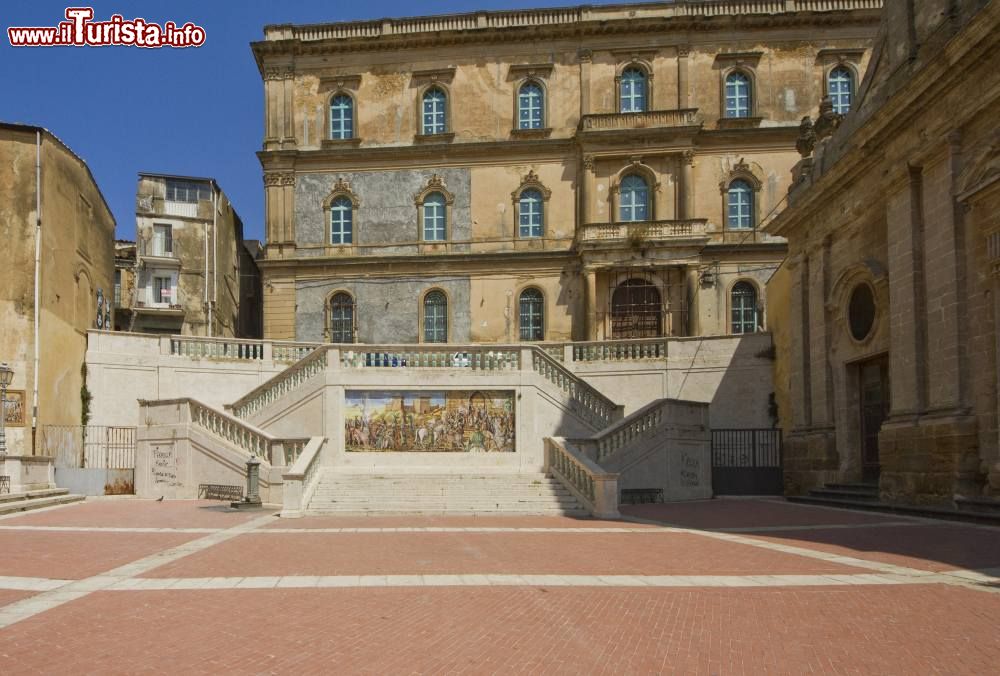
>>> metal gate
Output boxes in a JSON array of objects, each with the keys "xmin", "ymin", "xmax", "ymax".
[{"xmin": 711, "ymin": 429, "xmax": 783, "ymax": 495}]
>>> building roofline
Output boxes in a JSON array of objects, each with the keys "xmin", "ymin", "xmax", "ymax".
[
  {"xmin": 138, "ymin": 171, "xmax": 218, "ymax": 186},
  {"xmin": 0, "ymin": 121, "xmax": 116, "ymax": 228}
]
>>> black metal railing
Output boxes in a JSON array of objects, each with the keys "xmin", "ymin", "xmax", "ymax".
[{"xmin": 711, "ymin": 428, "xmax": 783, "ymax": 495}]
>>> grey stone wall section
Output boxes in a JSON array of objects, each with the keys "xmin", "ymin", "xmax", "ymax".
[
  {"xmin": 296, "ymin": 277, "xmax": 472, "ymax": 344},
  {"xmin": 296, "ymin": 169, "xmax": 472, "ymax": 250}
]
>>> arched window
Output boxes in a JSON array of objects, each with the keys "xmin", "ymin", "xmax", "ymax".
[
  {"xmin": 422, "ymin": 87, "xmax": 447, "ymax": 135},
  {"xmin": 828, "ymin": 66, "xmax": 854, "ymax": 115},
  {"xmin": 611, "ymin": 279, "xmax": 662, "ymax": 338},
  {"xmin": 423, "ymin": 290, "xmax": 448, "ymax": 343},
  {"xmin": 727, "ymin": 179, "xmax": 754, "ymax": 230},
  {"xmin": 518, "ymin": 189, "xmax": 544, "ymax": 238},
  {"xmin": 519, "ymin": 288, "xmax": 544, "ymax": 341},
  {"xmin": 329, "ymin": 292, "xmax": 355, "ymax": 343},
  {"xmin": 422, "ymin": 192, "xmax": 446, "ymax": 241},
  {"xmin": 330, "ymin": 196, "xmax": 353, "ymax": 244},
  {"xmin": 731, "ymin": 282, "xmax": 758, "ymax": 335},
  {"xmin": 518, "ymin": 82, "xmax": 544, "ymax": 129},
  {"xmin": 619, "ymin": 68, "xmax": 647, "ymax": 113},
  {"xmin": 330, "ymin": 94, "xmax": 354, "ymax": 140},
  {"xmin": 619, "ymin": 175, "xmax": 650, "ymax": 222},
  {"xmin": 724, "ymin": 71, "xmax": 752, "ymax": 118}
]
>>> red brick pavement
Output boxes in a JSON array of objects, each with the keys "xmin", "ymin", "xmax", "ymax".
[
  {"xmin": 1, "ymin": 585, "xmax": 998, "ymax": 675},
  {"xmin": 0, "ymin": 590, "xmax": 36, "ymax": 610},
  {"xmin": 143, "ymin": 531, "xmax": 865, "ymax": 578},
  {"xmin": 749, "ymin": 524, "xmax": 1000, "ymax": 572},
  {"xmin": 0, "ymin": 500, "xmax": 266, "ymax": 529},
  {"xmin": 621, "ymin": 499, "xmax": 904, "ymax": 529},
  {"xmin": 0, "ymin": 531, "xmax": 199, "ymax": 580}
]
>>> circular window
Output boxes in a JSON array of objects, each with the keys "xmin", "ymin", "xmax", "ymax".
[{"xmin": 848, "ymin": 283, "xmax": 876, "ymax": 341}]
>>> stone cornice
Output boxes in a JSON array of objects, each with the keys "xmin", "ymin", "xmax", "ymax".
[
  {"xmin": 252, "ymin": 3, "xmax": 882, "ymax": 71},
  {"xmin": 258, "ymin": 247, "xmax": 578, "ymax": 272}
]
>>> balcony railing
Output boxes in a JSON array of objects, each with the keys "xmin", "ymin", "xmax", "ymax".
[
  {"xmin": 578, "ymin": 219, "xmax": 709, "ymax": 244},
  {"xmin": 579, "ymin": 109, "xmax": 701, "ymax": 132}
]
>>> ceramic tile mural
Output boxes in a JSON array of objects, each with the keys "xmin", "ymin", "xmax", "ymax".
[{"xmin": 345, "ymin": 390, "xmax": 514, "ymax": 452}]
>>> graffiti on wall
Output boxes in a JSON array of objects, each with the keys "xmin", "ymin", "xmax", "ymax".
[{"xmin": 345, "ymin": 390, "xmax": 515, "ymax": 453}]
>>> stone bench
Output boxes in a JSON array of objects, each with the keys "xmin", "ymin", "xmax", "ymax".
[
  {"xmin": 620, "ymin": 488, "xmax": 664, "ymax": 504},
  {"xmin": 197, "ymin": 484, "xmax": 243, "ymax": 501}
]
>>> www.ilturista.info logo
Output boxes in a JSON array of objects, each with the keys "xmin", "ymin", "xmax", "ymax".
[{"xmin": 8, "ymin": 7, "xmax": 206, "ymax": 48}]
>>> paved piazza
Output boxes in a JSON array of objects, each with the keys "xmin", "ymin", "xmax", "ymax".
[{"xmin": 0, "ymin": 499, "xmax": 998, "ymax": 674}]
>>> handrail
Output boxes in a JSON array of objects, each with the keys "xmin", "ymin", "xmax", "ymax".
[
  {"xmin": 590, "ymin": 399, "xmax": 671, "ymax": 463},
  {"xmin": 545, "ymin": 437, "xmax": 619, "ymax": 518},
  {"xmin": 230, "ymin": 347, "xmax": 328, "ymax": 419},
  {"xmin": 531, "ymin": 350, "xmax": 620, "ymax": 429},
  {"xmin": 578, "ymin": 219, "xmax": 710, "ymax": 242},
  {"xmin": 188, "ymin": 399, "xmax": 274, "ymax": 460},
  {"xmin": 281, "ymin": 437, "xmax": 326, "ymax": 518}
]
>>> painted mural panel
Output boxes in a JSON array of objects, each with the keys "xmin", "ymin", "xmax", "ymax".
[{"xmin": 345, "ymin": 390, "xmax": 514, "ymax": 452}]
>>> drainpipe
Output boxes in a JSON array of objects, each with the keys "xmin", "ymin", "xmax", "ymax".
[{"xmin": 31, "ymin": 130, "xmax": 42, "ymax": 454}]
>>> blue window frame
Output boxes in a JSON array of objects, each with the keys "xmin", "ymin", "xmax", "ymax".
[
  {"xmin": 330, "ymin": 196, "xmax": 353, "ymax": 244},
  {"xmin": 518, "ymin": 82, "xmax": 544, "ymax": 129},
  {"xmin": 518, "ymin": 189, "xmax": 544, "ymax": 238},
  {"xmin": 330, "ymin": 94, "xmax": 354, "ymax": 140},
  {"xmin": 828, "ymin": 66, "xmax": 854, "ymax": 115},
  {"xmin": 618, "ymin": 175, "xmax": 649, "ymax": 222},
  {"xmin": 727, "ymin": 179, "xmax": 754, "ymax": 230},
  {"xmin": 724, "ymin": 71, "xmax": 752, "ymax": 118},
  {"xmin": 731, "ymin": 282, "xmax": 758, "ymax": 334},
  {"xmin": 422, "ymin": 192, "xmax": 446, "ymax": 241},
  {"xmin": 423, "ymin": 291, "xmax": 448, "ymax": 343},
  {"xmin": 519, "ymin": 289, "xmax": 544, "ymax": 341},
  {"xmin": 619, "ymin": 68, "xmax": 647, "ymax": 113},
  {"xmin": 422, "ymin": 87, "xmax": 447, "ymax": 135}
]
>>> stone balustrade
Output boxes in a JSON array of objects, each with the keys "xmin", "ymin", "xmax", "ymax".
[
  {"xmin": 578, "ymin": 219, "xmax": 709, "ymax": 244},
  {"xmin": 592, "ymin": 399, "xmax": 669, "ymax": 463},
  {"xmin": 531, "ymin": 350, "xmax": 620, "ymax": 428},
  {"xmin": 168, "ymin": 335, "xmax": 320, "ymax": 363},
  {"xmin": 272, "ymin": 1, "xmax": 881, "ymax": 42},
  {"xmin": 572, "ymin": 338, "xmax": 667, "ymax": 362},
  {"xmin": 189, "ymin": 399, "xmax": 272, "ymax": 459},
  {"xmin": 544, "ymin": 437, "xmax": 619, "ymax": 518},
  {"xmin": 579, "ymin": 109, "xmax": 700, "ymax": 131},
  {"xmin": 230, "ymin": 347, "xmax": 329, "ymax": 419},
  {"xmin": 281, "ymin": 437, "xmax": 326, "ymax": 518},
  {"xmin": 337, "ymin": 344, "xmax": 521, "ymax": 370}
]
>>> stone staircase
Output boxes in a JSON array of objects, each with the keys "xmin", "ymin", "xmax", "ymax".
[
  {"xmin": 0, "ymin": 488, "xmax": 85, "ymax": 515},
  {"xmin": 306, "ymin": 470, "xmax": 589, "ymax": 515}
]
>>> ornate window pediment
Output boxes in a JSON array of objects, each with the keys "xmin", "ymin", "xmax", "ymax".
[
  {"xmin": 323, "ymin": 178, "xmax": 360, "ymax": 208},
  {"xmin": 510, "ymin": 170, "xmax": 552, "ymax": 203},
  {"xmin": 413, "ymin": 174, "xmax": 455, "ymax": 206}
]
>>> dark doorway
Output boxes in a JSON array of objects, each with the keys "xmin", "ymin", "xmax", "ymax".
[
  {"xmin": 858, "ymin": 356, "xmax": 889, "ymax": 483},
  {"xmin": 711, "ymin": 429, "xmax": 783, "ymax": 495},
  {"xmin": 610, "ymin": 278, "xmax": 662, "ymax": 338}
]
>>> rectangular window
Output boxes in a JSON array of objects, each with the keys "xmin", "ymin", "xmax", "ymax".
[
  {"xmin": 152, "ymin": 224, "xmax": 173, "ymax": 256},
  {"xmin": 153, "ymin": 276, "xmax": 173, "ymax": 305},
  {"xmin": 165, "ymin": 179, "xmax": 212, "ymax": 203},
  {"xmin": 114, "ymin": 270, "xmax": 122, "ymax": 307}
]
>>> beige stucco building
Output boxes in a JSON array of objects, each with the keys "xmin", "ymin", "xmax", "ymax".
[
  {"xmin": 251, "ymin": 1, "xmax": 879, "ymax": 345},
  {"xmin": 767, "ymin": 0, "xmax": 1000, "ymax": 504},
  {"xmin": 0, "ymin": 122, "xmax": 116, "ymax": 454},
  {"xmin": 132, "ymin": 173, "xmax": 262, "ymax": 338}
]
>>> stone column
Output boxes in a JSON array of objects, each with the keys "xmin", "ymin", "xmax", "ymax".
[
  {"xmin": 263, "ymin": 72, "xmax": 280, "ymax": 149},
  {"xmin": 579, "ymin": 49, "xmax": 592, "ymax": 117},
  {"xmin": 677, "ymin": 45, "xmax": 690, "ymax": 109},
  {"xmin": 678, "ymin": 151, "xmax": 695, "ymax": 220},
  {"xmin": 885, "ymin": 167, "xmax": 927, "ymax": 418},
  {"xmin": 584, "ymin": 268, "xmax": 599, "ymax": 340},
  {"xmin": 582, "ymin": 156, "xmax": 597, "ymax": 225}
]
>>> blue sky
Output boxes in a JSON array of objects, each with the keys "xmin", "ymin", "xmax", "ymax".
[{"xmin": 0, "ymin": 1, "xmax": 621, "ymax": 241}]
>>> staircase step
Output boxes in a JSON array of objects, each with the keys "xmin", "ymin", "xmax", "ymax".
[
  {"xmin": 786, "ymin": 495, "xmax": 1000, "ymax": 525},
  {"xmin": 0, "ymin": 488, "xmax": 70, "ymax": 504},
  {"xmin": 0, "ymin": 493, "xmax": 85, "ymax": 515},
  {"xmin": 954, "ymin": 496, "xmax": 1000, "ymax": 516},
  {"xmin": 808, "ymin": 487, "xmax": 880, "ymax": 502}
]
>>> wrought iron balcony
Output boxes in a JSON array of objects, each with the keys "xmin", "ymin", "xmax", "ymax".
[
  {"xmin": 578, "ymin": 109, "xmax": 701, "ymax": 132},
  {"xmin": 577, "ymin": 219, "xmax": 709, "ymax": 244}
]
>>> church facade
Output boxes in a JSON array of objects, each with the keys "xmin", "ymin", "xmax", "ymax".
[
  {"xmin": 767, "ymin": 0, "xmax": 1000, "ymax": 504},
  {"xmin": 251, "ymin": 1, "xmax": 879, "ymax": 345}
]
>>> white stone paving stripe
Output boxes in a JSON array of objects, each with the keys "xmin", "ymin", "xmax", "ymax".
[
  {"xmin": 0, "ymin": 576, "xmax": 72, "ymax": 592},
  {"xmin": 0, "ymin": 512, "xmax": 276, "ymax": 629},
  {"xmin": 94, "ymin": 573, "xmax": 952, "ymax": 590}
]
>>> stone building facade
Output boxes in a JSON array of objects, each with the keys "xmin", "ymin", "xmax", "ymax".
[
  {"xmin": 766, "ymin": 0, "xmax": 1000, "ymax": 503},
  {"xmin": 251, "ymin": 1, "xmax": 879, "ymax": 345},
  {"xmin": 0, "ymin": 122, "xmax": 116, "ymax": 454},
  {"xmin": 133, "ymin": 173, "xmax": 262, "ymax": 338}
]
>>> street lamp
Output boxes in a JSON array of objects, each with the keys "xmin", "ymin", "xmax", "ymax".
[{"xmin": 0, "ymin": 363, "xmax": 13, "ymax": 456}]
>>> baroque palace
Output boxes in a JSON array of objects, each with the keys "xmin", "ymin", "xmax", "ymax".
[{"xmin": 251, "ymin": 0, "xmax": 879, "ymax": 345}]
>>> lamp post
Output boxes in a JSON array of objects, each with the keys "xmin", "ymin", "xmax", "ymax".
[{"xmin": 0, "ymin": 363, "xmax": 13, "ymax": 456}]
